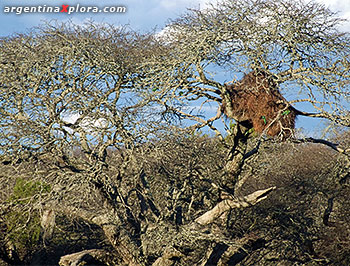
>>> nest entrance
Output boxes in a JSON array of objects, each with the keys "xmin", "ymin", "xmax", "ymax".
[{"xmin": 222, "ymin": 71, "xmax": 297, "ymax": 139}]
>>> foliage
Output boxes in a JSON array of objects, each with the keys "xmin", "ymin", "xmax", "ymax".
[
  {"xmin": 9, "ymin": 178, "xmax": 51, "ymax": 204},
  {"xmin": 5, "ymin": 178, "xmax": 50, "ymax": 251}
]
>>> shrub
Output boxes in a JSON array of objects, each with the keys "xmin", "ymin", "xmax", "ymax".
[{"xmin": 5, "ymin": 178, "xmax": 51, "ymax": 250}]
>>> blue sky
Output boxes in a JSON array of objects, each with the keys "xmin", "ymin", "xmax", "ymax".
[
  {"xmin": 0, "ymin": 0, "xmax": 210, "ymax": 36},
  {"xmin": 1, "ymin": 0, "xmax": 349, "ymax": 137},
  {"xmin": 1, "ymin": 0, "xmax": 349, "ymax": 36}
]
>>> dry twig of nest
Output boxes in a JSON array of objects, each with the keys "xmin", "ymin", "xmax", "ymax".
[{"xmin": 222, "ymin": 71, "xmax": 298, "ymax": 139}]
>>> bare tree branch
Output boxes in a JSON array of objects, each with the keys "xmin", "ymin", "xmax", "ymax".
[{"xmin": 195, "ymin": 186, "xmax": 276, "ymax": 225}]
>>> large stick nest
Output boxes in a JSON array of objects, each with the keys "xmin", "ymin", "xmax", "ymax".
[{"xmin": 222, "ymin": 71, "xmax": 297, "ymax": 139}]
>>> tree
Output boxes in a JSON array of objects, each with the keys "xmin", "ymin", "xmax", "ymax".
[
  {"xmin": 0, "ymin": 21, "xmax": 172, "ymax": 265},
  {"xmin": 155, "ymin": 0, "xmax": 350, "ymax": 128},
  {"xmin": 0, "ymin": 0, "xmax": 350, "ymax": 265},
  {"xmin": 149, "ymin": 0, "xmax": 350, "ymax": 189}
]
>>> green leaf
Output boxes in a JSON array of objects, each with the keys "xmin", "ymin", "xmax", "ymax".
[{"xmin": 282, "ymin": 110, "xmax": 291, "ymax": 116}]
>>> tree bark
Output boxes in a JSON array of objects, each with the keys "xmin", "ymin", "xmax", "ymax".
[
  {"xmin": 60, "ymin": 208, "xmax": 144, "ymax": 266},
  {"xmin": 59, "ymin": 249, "xmax": 111, "ymax": 266},
  {"xmin": 224, "ymin": 123, "xmax": 250, "ymax": 194},
  {"xmin": 195, "ymin": 186, "xmax": 276, "ymax": 225}
]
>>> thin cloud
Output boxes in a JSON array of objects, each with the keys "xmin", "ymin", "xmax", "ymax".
[
  {"xmin": 159, "ymin": 0, "xmax": 212, "ymax": 10},
  {"xmin": 315, "ymin": 0, "xmax": 350, "ymax": 31}
]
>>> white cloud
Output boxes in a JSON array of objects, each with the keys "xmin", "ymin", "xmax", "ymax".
[
  {"xmin": 315, "ymin": 0, "xmax": 350, "ymax": 31},
  {"xmin": 316, "ymin": 0, "xmax": 344, "ymax": 8},
  {"xmin": 61, "ymin": 112, "xmax": 110, "ymax": 134},
  {"xmin": 159, "ymin": 0, "xmax": 213, "ymax": 10},
  {"xmin": 154, "ymin": 25, "xmax": 180, "ymax": 44},
  {"xmin": 159, "ymin": 0, "xmax": 182, "ymax": 10},
  {"xmin": 62, "ymin": 112, "xmax": 80, "ymax": 124}
]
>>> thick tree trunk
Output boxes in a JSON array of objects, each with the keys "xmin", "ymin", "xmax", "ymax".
[
  {"xmin": 60, "ymin": 207, "xmax": 144, "ymax": 266},
  {"xmin": 224, "ymin": 123, "xmax": 250, "ymax": 194}
]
